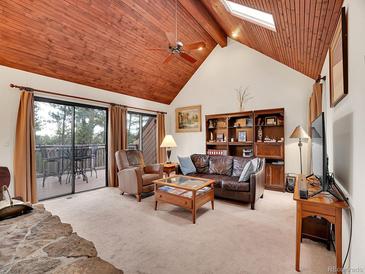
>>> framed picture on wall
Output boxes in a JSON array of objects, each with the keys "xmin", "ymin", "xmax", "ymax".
[
  {"xmin": 175, "ymin": 105, "xmax": 202, "ymax": 133},
  {"xmin": 329, "ymin": 7, "xmax": 348, "ymax": 107}
]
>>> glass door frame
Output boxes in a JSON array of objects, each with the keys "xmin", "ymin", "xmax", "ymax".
[{"xmin": 35, "ymin": 96, "xmax": 109, "ymax": 200}]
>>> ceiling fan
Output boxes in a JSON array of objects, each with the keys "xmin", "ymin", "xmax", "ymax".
[{"xmin": 147, "ymin": 0, "xmax": 206, "ymax": 64}]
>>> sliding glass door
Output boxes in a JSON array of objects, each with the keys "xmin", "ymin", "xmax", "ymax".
[
  {"xmin": 74, "ymin": 106, "xmax": 107, "ymax": 193},
  {"xmin": 127, "ymin": 112, "xmax": 157, "ymax": 164},
  {"xmin": 35, "ymin": 98, "xmax": 108, "ymax": 200}
]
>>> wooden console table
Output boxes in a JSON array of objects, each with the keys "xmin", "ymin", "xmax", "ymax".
[{"xmin": 293, "ymin": 175, "xmax": 347, "ymax": 274}]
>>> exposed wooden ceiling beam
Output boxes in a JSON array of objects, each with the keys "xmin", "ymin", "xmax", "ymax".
[{"xmin": 178, "ymin": 0, "xmax": 227, "ymax": 47}]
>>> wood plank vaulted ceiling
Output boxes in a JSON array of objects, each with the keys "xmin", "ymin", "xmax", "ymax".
[
  {"xmin": 202, "ymin": 0, "xmax": 344, "ymax": 80},
  {"xmin": 0, "ymin": 0, "xmax": 344, "ymax": 104}
]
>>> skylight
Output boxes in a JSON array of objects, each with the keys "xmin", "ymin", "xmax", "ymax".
[{"xmin": 222, "ymin": 0, "xmax": 276, "ymax": 32}]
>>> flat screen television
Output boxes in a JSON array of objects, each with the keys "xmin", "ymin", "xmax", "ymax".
[
  {"xmin": 310, "ymin": 112, "xmax": 344, "ymax": 200},
  {"xmin": 311, "ymin": 112, "xmax": 328, "ymax": 190}
]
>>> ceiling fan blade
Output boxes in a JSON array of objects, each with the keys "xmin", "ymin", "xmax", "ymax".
[
  {"xmin": 179, "ymin": 52, "xmax": 197, "ymax": 64},
  {"xmin": 165, "ymin": 32, "xmax": 176, "ymax": 46},
  {"xmin": 184, "ymin": 41, "xmax": 206, "ymax": 51},
  {"xmin": 146, "ymin": 48, "xmax": 168, "ymax": 51},
  {"xmin": 163, "ymin": 53, "xmax": 175, "ymax": 64}
]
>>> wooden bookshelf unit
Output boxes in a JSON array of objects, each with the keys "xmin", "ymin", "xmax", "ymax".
[
  {"xmin": 205, "ymin": 108, "xmax": 285, "ymax": 191},
  {"xmin": 206, "ymin": 111, "xmax": 254, "ymax": 158}
]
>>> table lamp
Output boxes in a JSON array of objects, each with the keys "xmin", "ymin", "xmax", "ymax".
[
  {"xmin": 160, "ymin": 135, "xmax": 177, "ymax": 163},
  {"xmin": 290, "ymin": 125, "xmax": 310, "ymax": 174}
]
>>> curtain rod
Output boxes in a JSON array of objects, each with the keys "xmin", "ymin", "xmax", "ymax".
[{"xmin": 9, "ymin": 84, "xmax": 167, "ymax": 114}]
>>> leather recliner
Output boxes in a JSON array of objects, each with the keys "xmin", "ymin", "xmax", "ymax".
[{"xmin": 115, "ymin": 150, "xmax": 163, "ymax": 202}]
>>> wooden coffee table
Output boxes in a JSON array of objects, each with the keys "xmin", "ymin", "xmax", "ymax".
[{"xmin": 153, "ymin": 175, "xmax": 215, "ymax": 224}]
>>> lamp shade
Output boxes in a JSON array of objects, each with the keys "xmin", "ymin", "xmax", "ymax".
[
  {"xmin": 160, "ymin": 135, "xmax": 177, "ymax": 148},
  {"xmin": 290, "ymin": 125, "xmax": 310, "ymax": 139}
]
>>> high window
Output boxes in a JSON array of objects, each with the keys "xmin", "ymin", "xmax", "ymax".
[{"xmin": 221, "ymin": 0, "xmax": 276, "ymax": 31}]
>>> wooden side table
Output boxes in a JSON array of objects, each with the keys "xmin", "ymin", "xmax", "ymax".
[
  {"xmin": 163, "ymin": 163, "xmax": 177, "ymax": 177},
  {"xmin": 293, "ymin": 175, "xmax": 348, "ymax": 274}
]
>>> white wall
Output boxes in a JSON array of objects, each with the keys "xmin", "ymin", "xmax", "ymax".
[
  {"xmin": 167, "ymin": 38, "xmax": 313, "ymax": 174},
  {"xmin": 0, "ymin": 65, "xmax": 169, "ymax": 195},
  {"xmin": 321, "ymin": 0, "xmax": 365, "ymax": 269}
]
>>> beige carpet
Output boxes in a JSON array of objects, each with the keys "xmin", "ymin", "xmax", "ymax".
[{"xmin": 42, "ymin": 188, "xmax": 335, "ymax": 274}]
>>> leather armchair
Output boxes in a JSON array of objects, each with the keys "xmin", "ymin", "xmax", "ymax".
[{"xmin": 115, "ymin": 150, "xmax": 163, "ymax": 202}]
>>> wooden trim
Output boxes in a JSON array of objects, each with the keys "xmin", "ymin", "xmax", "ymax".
[
  {"xmin": 205, "ymin": 110, "xmax": 253, "ymax": 118},
  {"xmin": 178, "ymin": 0, "xmax": 227, "ymax": 47},
  {"xmin": 10, "ymin": 83, "xmax": 167, "ymax": 114}
]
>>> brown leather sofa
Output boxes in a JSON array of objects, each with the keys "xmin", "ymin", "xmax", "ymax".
[
  {"xmin": 179, "ymin": 154, "xmax": 265, "ymax": 209},
  {"xmin": 115, "ymin": 150, "xmax": 163, "ymax": 202}
]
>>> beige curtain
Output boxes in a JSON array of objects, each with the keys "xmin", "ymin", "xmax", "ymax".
[
  {"xmin": 156, "ymin": 113, "xmax": 166, "ymax": 163},
  {"xmin": 108, "ymin": 105, "xmax": 127, "ymax": 187},
  {"xmin": 14, "ymin": 90, "xmax": 37, "ymax": 203}
]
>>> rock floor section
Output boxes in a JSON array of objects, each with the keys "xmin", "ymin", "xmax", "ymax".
[{"xmin": 0, "ymin": 204, "xmax": 123, "ymax": 274}]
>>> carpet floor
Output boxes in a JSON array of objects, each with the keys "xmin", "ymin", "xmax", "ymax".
[{"xmin": 42, "ymin": 187, "xmax": 335, "ymax": 274}]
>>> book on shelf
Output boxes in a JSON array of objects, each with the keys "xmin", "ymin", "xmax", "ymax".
[{"xmin": 207, "ymin": 149, "xmax": 227, "ymax": 156}]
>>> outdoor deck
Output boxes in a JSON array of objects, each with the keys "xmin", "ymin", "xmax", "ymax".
[{"xmin": 37, "ymin": 169, "xmax": 106, "ymax": 200}]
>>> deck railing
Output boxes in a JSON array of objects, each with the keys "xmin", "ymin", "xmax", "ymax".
[{"xmin": 35, "ymin": 144, "xmax": 106, "ymax": 177}]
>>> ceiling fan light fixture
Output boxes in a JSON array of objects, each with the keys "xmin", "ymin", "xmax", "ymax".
[{"xmin": 221, "ymin": 0, "xmax": 276, "ymax": 32}]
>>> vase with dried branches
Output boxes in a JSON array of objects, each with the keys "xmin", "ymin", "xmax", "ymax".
[{"xmin": 235, "ymin": 86, "xmax": 253, "ymax": 112}]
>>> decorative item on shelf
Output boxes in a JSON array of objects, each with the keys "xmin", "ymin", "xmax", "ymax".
[
  {"xmin": 160, "ymin": 135, "xmax": 177, "ymax": 164},
  {"xmin": 264, "ymin": 137, "xmax": 276, "ymax": 143},
  {"xmin": 235, "ymin": 86, "xmax": 253, "ymax": 112},
  {"xmin": 277, "ymin": 117, "xmax": 284, "ymax": 126},
  {"xmin": 243, "ymin": 148, "xmax": 253, "ymax": 158},
  {"xmin": 246, "ymin": 118, "xmax": 253, "ymax": 126},
  {"xmin": 230, "ymin": 138, "xmax": 235, "ymax": 142},
  {"xmin": 265, "ymin": 116, "xmax": 277, "ymax": 126},
  {"xmin": 216, "ymin": 133, "xmax": 224, "ymax": 142},
  {"xmin": 257, "ymin": 117, "xmax": 263, "ymax": 126},
  {"xmin": 257, "ymin": 126, "xmax": 263, "ymax": 142},
  {"xmin": 278, "ymin": 137, "xmax": 284, "ymax": 143},
  {"xmin": 217, "ymin": 120, "xmax": 226, "ymax": 128},
  {"xmin": 175, "ymin": 105, "xmax": 201, "ymax": 133},
  {"xmin": 329, "ymin": 7, "xmax": 348, "ymax": 108},
  {"xmin": 235, "ymin": 118, "xmax": 246, "ymax": 127},
  {"xmin": 208, "ymin": 120, "xmax": 216, "ymax": 129},
  {"xmin": 290, "ymin": 125, "xmax": 310, "ymax": 174},
  {"xmin": 209, "ymin": 132, "xmax": 214, "ymax": 142},
  {"xmin": 237, "ymin": 130, "xmax": 247, "ymax": 142}
]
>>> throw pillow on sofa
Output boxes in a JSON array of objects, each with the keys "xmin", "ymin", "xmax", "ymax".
[
  {"xmin": 178, "ymin": 156, "xmax": 197, "ymax": 175},
  {"xmin": 239, "ymin": 158, "xmax": 259, "ymax": 182}
]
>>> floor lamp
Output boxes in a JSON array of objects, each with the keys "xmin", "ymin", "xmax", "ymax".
[{"xmin": 290, "ymin": 126, "xmax": 310, "ymax": 174}]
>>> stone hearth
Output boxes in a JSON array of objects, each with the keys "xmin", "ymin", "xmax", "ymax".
[{"xmin": 0, "ymin": 204, "xmax": 123, "ymax": 274}]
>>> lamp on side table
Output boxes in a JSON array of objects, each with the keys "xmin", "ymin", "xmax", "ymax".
[{"xmin": 160, "ymin": 135, "xmax": 177, "ymax": 163}]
